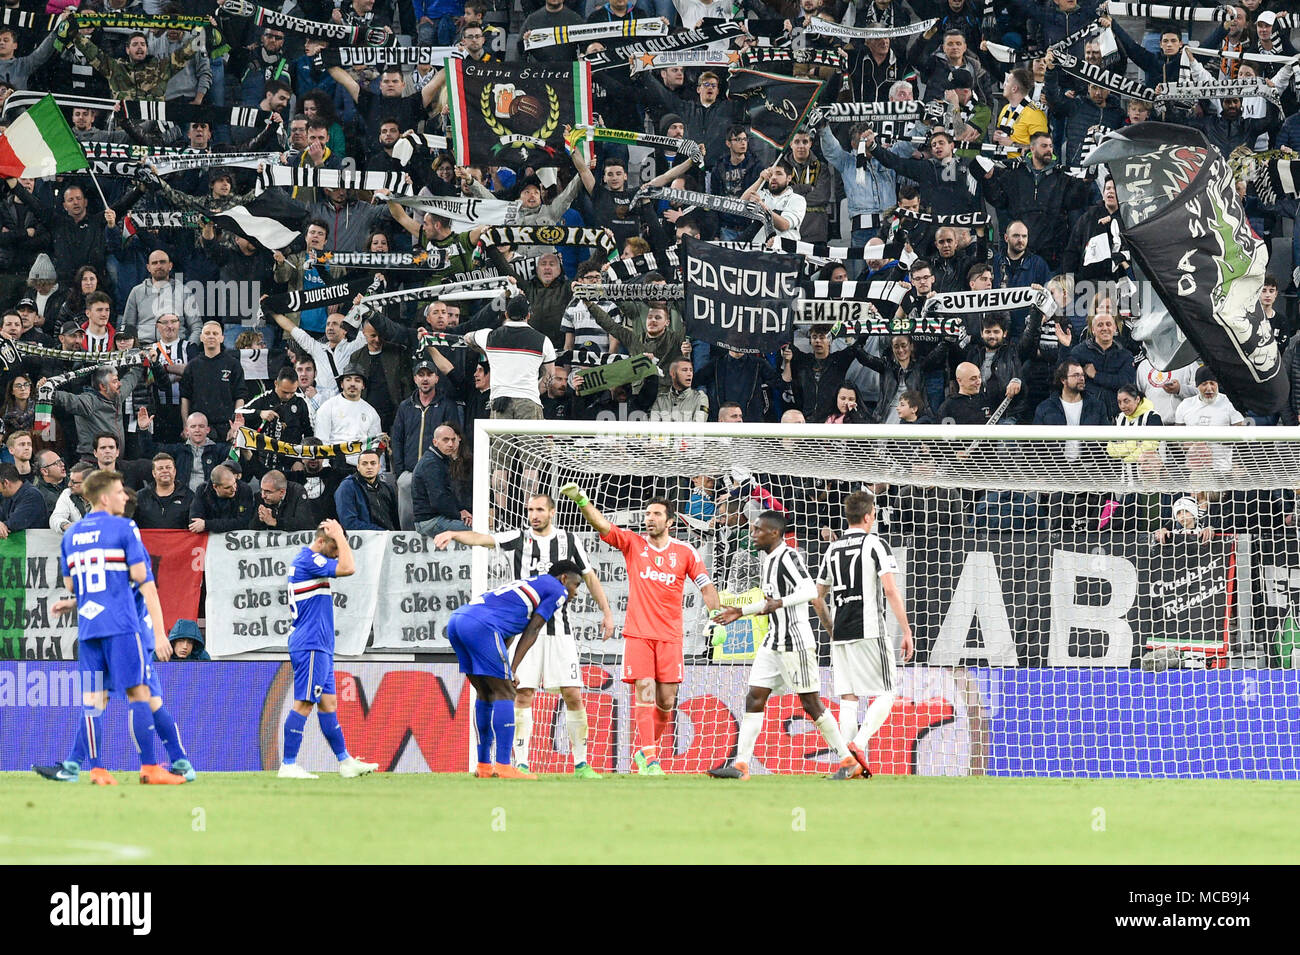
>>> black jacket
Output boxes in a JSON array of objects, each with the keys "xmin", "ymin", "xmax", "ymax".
[
  {"xmin": 411, "ymin": 446, "xmax": 471, "ymax": 524},
  {"xmin": 291, "ymin": 467, "xmax": 347, "ymax": 524},
  {"xmin": 134, "ymin": 485, "xmax": 194, "ymax": 529},
  {"xmin": 0, "ymin": 482, "xmax": 48, "ymax": 531},
  {"xmin": 249, "ymin": 483, "xmax": 316, "ymax": 531},
  {"xmin": 984, "ymin": 157, "xmax": 1091, "ymax": 267},
  {"xmin": 140, "ymin": 435, "xmax": 233, "ymax": 491},
  {"xmin": 190, "ymin": 482, "xmax": 255, "ymax": 533},
  {"xmin": 869, "ymin": 147, "xmax": 983, "ymax": 217},
  {"xmin": 180, "ymin": 348, "xmax": 248, "ymax": 438},
  {"xmin": 957, "ymin": 338, "xmax": 1026, "ymax": 421},
  {"xmin": 857, "ymin": 346, "xmax": 947, "ymax": 423},
  {"xmin": 1043, "ymin": 71, "xmax": 1125, "ymax": 168},
  {"xmin": 937, "ymin": 389, "xmax": 992, "ymax": 424}
]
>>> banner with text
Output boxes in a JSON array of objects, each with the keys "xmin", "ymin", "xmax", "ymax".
[{"xmin": 681, "ymin": 235, "xmax": 802, "ymax": 356}]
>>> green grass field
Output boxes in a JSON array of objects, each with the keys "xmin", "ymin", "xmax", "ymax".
[{"xmin": 2, "ymin": 771, "xmax": 1295, "ymax": 864}]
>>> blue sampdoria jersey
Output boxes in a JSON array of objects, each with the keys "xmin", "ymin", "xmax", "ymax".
[
  {"xmin": 464, "ymin": 573, "xmax": 569, "ymax": 638},
  {"xmin": 60, "ymin": 511, "xmax": 150, "ymax": 642},
  {"xmin": 287, "ymin": 546, "xmax": 339, "ymax": 654}
]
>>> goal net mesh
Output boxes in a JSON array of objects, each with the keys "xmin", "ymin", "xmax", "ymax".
[{"xmin": 475, "ymin": 424, "xmax": 1300, "ymax": 779}]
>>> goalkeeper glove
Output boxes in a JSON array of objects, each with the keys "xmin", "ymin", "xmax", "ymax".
[{"xmin": 559, "ymin": 482, "xmax": 590, "ymax": 508}]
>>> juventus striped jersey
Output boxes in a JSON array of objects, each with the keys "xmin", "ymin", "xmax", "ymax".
[
  {"xmin": 816, "ymin": 529, "xmax": 899, "ymax": 643},
  {"xmin": 287, "ymin": 546, "xmax": 339, "ymax": 654},
  {"xmin": 759, "ymin": 542, "xmax": 819, "ymax": 653},
  {"xmin": 493, "ymin": 526, "xmax": 592, "ymax": 636}
]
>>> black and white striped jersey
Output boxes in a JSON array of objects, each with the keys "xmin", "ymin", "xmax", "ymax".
[
  {"xmin": 759, "ymin": 542, "xmax": 819, "ymax": 653},
  {"xmin": 816, "ymin": 529, "xmax": 899, "ymax": 643},
  {"xmin": 493, "ymin": 526, "xmax": 592, "ymax": 636}
]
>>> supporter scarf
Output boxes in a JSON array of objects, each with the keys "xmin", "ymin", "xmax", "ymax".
[
  {"xmin": 478, "ymin": 226, "xmax": 617, "ymax": 260},
  {"xmin": 15, "ymin": 342, "xmax": 114, "ymax": 365},
  {"xmin": 604, "ymin": 250, "xmax": 681, "ymax": 282},
  {"xmin": 82, "ymin": 141, "xmax": 194, "ymax": 161},
  {"xmin": 126, "ymin": 210, "xmax": 206, "ymax": 231},
  {"xmin": 1047, "ymin": 21, "xmax": 1101, "ymax": 56},
  {"xmin": 32, "ymin": 349, "xmax": 147, "ymax": 433},
  {"xmin": 1053, "ymin": 50, "xmax": 1156, "ymax": 102},
  {"xmin": 801, "ymin": 280, "xmax": 912, "ymax": 306},
  {"xmin": 316, "ymin": 47, "xmax": 462, "ymax": 68},
  {"xmin": 74, "ymin": 11, "xmax": 208, "ymax": 30},
  {"xmin": 1255, "ymin": 155, "xmax": 1300, "ymax": 206},
  {"xmin": 218, "ymin": 0, "xmax": 391, "ymax": 46},
  {"xmin": 524, "ymin": 18, "xmax": 668, "ymax": 51},
  {"xmin": 127, "ymin": 99, "xmax": 273, "ymax": 129},
  {"xmin": 387, "ymin": 193, "xmax": 522, "ymax": 227},
  {"xmin": 896, "ymin": 207, "xmax": 989, "ymax": 228},
  {"xmin": 774, "ymin": 238, "xmax": 878, "ymax": 260},
  {"xmin": 567, "ymin": 124, "xmax": 705, "ymax": 167},
  {"xmin": 1156, "ymin": 79, "xmax": 1281, "ymax": 105},
  {"xmin": 996, "ymin": 99, "xmax": 1026, "ymax": 138},
  {"xmin": 315, "ymin": 250, "xmax": 454, "ymax": 271},
  {"xmin": 152, "ymin": 151, "xmax": 280, "ymax": 174},
  {"xmin": 261, "ymin": 281, "xmax": 361, "ymax": 316},
  {"xmin": 1066, "ymin": 124, "xmax": 1110, "ymax": 179},
  {"xmin": 1101, "ymin": 4, "xmax": 1234, "ymax": 21},
  {"xmin": 633, "ymin": 185, "xmax": 774, "ymax": 235},
  {"xmin": 795, "ymin": 301, "xmax": 969, "ymax": 340},
  {"xmin": 1186, "ymin": 45, "xmax": 1299, "ymax": 66},
  {"xmin": 89, "ymin": 160, "xmax": 155, "ymax": 178},
  {"xmin": 922, "ymin": 287, "xmax": 1055, "ymax": 316},
  {"xmin": 390, "ymin": 131, "xmax": 451, "ymax": 167},
  {"xmin": 811, "ymin": 101, "xmax": 925, "ymax": 124},
  {"xmin": 357, "ymin": 277, "xmax": 511, "ymax": 310},
  {"xmin": 572, "ymin": 354, "xmax": 660, "ymax": 395},
  {"xmin": 571, "ymin": 282, "xmax": 684, "ymax": 301},
  {"xmin": 582, "ymin": 21, "xmax": 745, "ymax": 72},
  {"xmin": 803, "ymin": 17, "xmax": 936, "ymax": 41},
  {"xmin": 233, "ymin": 427, "xmax": 387, "ymax": 459},
  {"xmin": 629, "ymin": 50, "xmax": 739, "ymax": 74},
  {"xmin": 255, "ymin": 166, "xmax": 410, "ymax": 196},
  {"xmin": 985, "ymin": 41, "xmax": 1017, "ymax": 64},
  {"xmin": 738, "ymin": 46, "xmax": 848, "ymax": 73}
]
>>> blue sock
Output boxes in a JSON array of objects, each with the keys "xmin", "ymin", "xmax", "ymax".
[
  {"xmin": 282, "ymin": 710, "xmax": 308, "ymax": 765},
  {"xmin": 317, "ymin": 710, "xmax": 350, "ymax": 761},
  {"xmin": 128, "ymin": 701, "xmax": 156, "ymax": 766},
  {"xmin": 66, "ymin": 710, "xmax": 96, "ymax": 768},
  {"xmin": 473, "ymin": 699, "xmax": 493, "ymax": 764},
  {"xmin": 152, "ymin": 705, "xmax": 187, "ymax": 764},
  {"xmin": 492, "ymin": 700, "xmax": 514, "ymax": 766}
]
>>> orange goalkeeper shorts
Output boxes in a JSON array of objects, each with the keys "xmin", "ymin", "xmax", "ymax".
[{"xmin": 622, "ymin": 636, "xmax": 684, "ymax": 685}]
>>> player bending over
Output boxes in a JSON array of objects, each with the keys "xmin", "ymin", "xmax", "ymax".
[
  {"xmin": 709, "ymin": 510, "xmax": 861, "ymax": 781},
  {"xmin": 278, "ymin": 520, "xmax": 379, "ymax": 779},
  {"xmin": 33, "ymin": 469, "xmax": 185, "ymax": 785},
  {"xmin": 816, "ymin": 490, "xmax": 914, "ymax": 779},
  {"xmin": 433, "ymin": 492, "xmax": 615, "ymax": 778},
  {"xmin": 561, "ymin": 482, "xmax": 723, "ymax": 775},
  {"xmin": 446, "ymin": 561, "xmax": 585, "ymax": 779}
]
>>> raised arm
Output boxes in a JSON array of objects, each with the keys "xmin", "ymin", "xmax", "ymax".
[{"xmin": 559, "ymin": 481, "xmax": 612, "ymax": 535}]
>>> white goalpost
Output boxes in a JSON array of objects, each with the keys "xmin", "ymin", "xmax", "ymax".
[{"xmin": 470, "ymin": 420, "xmax": 1300, "ymax": 779}]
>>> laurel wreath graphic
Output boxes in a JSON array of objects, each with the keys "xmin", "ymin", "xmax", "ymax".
[{"xmin": 480, "ymin": 82, "xmax": 562, "ymax": 144}]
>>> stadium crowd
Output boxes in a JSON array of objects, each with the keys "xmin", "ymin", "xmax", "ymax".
[{"xmin": 0, "ymin": 0, "xmax": 1297, "ymax": 542}]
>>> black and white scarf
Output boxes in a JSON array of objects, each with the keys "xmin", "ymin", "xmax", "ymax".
[
  {"xmin": 568, "ymin": 124, "xmax": 705, "ymax": 167},
  {"xmin": 629, "ymin": 50, "xmax": 738, "ymax": 73},
  {"xmin": 922, "ymin": 287, "xmax": 1056, "ymax": 317},
  {"xmin": 128, "ymin": 99, "xmax": 274, "ymax": 130},
  {"xmin": 774, "ymin": 238, "xmax": 880, "ymax": 261},
  {"xmin": 582, "ymin": 22, "xmax": 745, "ymax": 72},
  {"xmin": 255, "ymin": 166, "xmax": 410, "ymax": 196},
  {"xmin": 218, "ymin": 0, "xmax": 391, "ymax": 46},
  {"xmin": 810, "ymin": 101, "xmax": 926, "ymax": 125},
  {"xmin": 15, "ymin": 341, "xmax": 116, "ymax": 365},
  {"xmin": 151, "ymin": 151, "xmax": 280, "ymax": 174},
  {"xmin": 261, "ymin": 282, "xmax": 361, "ymax": 316},
  {"xmin": 316, "ymin": 47, "xmax": 462, "ymax": 68},
  {"xmin": 127, "ymin": 210, "xmax": 206, "ymax": 230},
  {"xmin": 738, "ymin": 46, "xmax": 848, "ymax": 73},
  {"xmin": 1047, "ymin": 21, "xmax": 1101, "ymax": 56},
  {"xmin": 604, "ymin": 250, "xmax": 681, "ymax": 282},
  {"xmin": 478, "ymin": 226, "xmax": 617, "ymax": 260},
  {"xmin": 524, "ymin": 18, "xmax": 668, "ymax": 51},
  {"xmin": 390, "ymin": 131, "xmax": 451, "ymax": 167},
  {"xmin": 634, "ymin": 185, "xmax": 774, "ymax": 234},
  {"xmin": 1157, "ymin": 79, "xmax": 1282, "ymax": 105},
  {"xmin": 388, "ymin": 193, "xmax": 522, "ymax": 227},
  {"xmin": 571, "ymin": 281, "xmax": 684, "ymax": 301},
  {"xmin": 315, "ymin": 250, "xmax": 454, "ymax": 271},
  {"xmin": 996, "ymin": 100, "xmax": 1027, "ymax": 139},
  {"xmin": 801, "ymin": 280, "xmax": 912, "ymax": 306},
  {"xmin": 1053, "ymin": 51, "xmax": 1157, "ymax": 102},
  {"xmin": 803, "ymin": 17, "xmax": 937, "ymax": 41},
  {"xmin": 896, "ymin": 207, "xmax": 990, "ymax": 228},
  {"xmin": 357, "ymin": 277, "xmax": 512, "ymax": 310},
  {"xmin": 1101, "ymin": 4, "xmax": 1235, "ymax": 21}
]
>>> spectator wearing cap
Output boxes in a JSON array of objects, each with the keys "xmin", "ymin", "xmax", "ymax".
[
  {"xmin": 267, "ymin": 308, "xmax": 366, "ymax": 406},
  {"xmin": 122, "ymin": 248, "xmax": 202, "ymax": 345},
  {"xmin": 26, "ymin": 253, "xmax": 60, "ymax": 322},
  {"xmin": 237, "ymin": 366, "xmax": 315, "ymax": 478},
  {"xmin": 1176, "ymin": 367, "xmax": 1246, "ymax": 428},
  {"xmin": 943, "ymin": 69, "xmax": 992, "ymax": 156},
  {"xmin": 463, "ymin": 155, "xmax": 587, "ymax": 258},
  {"xmin": 463, "ymin": 296, "xmax": 556, "ymax": 420},
  {"xmin": 348, "ymin": 316, "xmax": 411, "ymax": 433},
  {"xmin": 180, "ymin": 321, "xmax": 247, "ymax": 442},
  {"xmin": 391, "ymin": 358, "xmax": 463, "ymax": 477},
  {"xmin": 166, "ymin": 619, "xmax": 210, "ymax": 660},
  {"xmin": 314, "ymin": 362, "xmax": 384, "ymax": 469},
  {"xmin": 0, "ymin": 461, "xmax": 47, "ymax": 535},
  {"xmin": 15, "ymin": 297, "xmax": 52, "ymax": 346}
]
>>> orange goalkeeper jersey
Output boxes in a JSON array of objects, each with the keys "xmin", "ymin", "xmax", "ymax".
[{"xmin": 601, "ymin": 524, "xmax": 711, "ymax": 643}]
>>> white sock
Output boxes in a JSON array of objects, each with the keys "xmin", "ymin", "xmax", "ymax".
[
  {"xmin": 565, "ymin": 706, "xmax": 588, "ymax": 765},
  {"xmin": 838, "ymin": 699, "xmax": 859, "ymax": 746},
  {"xmin": 854, "ymin": 693, "xmax": 896, "ymax": 749},
  {"xmin": 736, "ymin": 711, "xmax": 763, "ymax": 765},
  {"xmin": 814, "ymin": 711, "xmax": 849, "ymax": 759},
  {"xmin": 513, "ymin": 705, "xmax": 533, "ymax": 766}
]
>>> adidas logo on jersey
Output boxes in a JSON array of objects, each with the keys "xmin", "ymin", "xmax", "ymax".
[{"xmin": 639, "ymin": 566, "xmax": 678, "ymax": 585}]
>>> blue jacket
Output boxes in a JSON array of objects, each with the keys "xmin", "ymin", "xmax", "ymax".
[
  {"xmin": 0, "ymin": 483, "xmax": 48, "ymax": 531},
  {"xmin": 1009, "ymin": 0, "xmax": 1098, "ymax": 49},
  {"xmin": 335, "ymin": 473, "xmax": 398, "ymax": 531},
  {"xmin": 1070, "ymin": 339, "xmax": 1135, "ymax": 418},
  {"xmin": 820, "ymin": 125, "xmax": 907, "ymax": 218},
  {"xmin": 993, "ymin": 249, "xmax": 1052, "ymax": 338},
  {"xmin": 1032, "ymin": 394, "xmax": 1110, "ymax": 426},
  {"xmin": 391, "ymin": 393, "xmax": 463, "ymax": 476}
]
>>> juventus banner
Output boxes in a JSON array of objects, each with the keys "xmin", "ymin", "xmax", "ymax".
[
  {"xmin": 446, "ymin": 60, "xmax": 593, "ymax": 168},
  {"xmin": 1086, "ymin": 123, "xmax": 1287, "ymax": 414},
  {"xmin": 682, "ymin": 236, "xmax": 802, "ymax": 356},
  {"xmin": 726, "ymin": 69, "xmax": 825, "ymax": 150}
]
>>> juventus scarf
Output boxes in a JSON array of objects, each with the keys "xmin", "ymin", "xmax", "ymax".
[
  {"xmin": 803, "ymin": 17, "xmax": 936, "ymax": 42},
  {"xmin": 774, "ymin": 238, "xmax": 880, "ymax": 261},
  {"xmin": 604, "ymin": 250, "xmax": 681, "ymax": 282},
  {"xmin": 1047, "ymin": 21, "xmax": 1101, "ymax": 56},
  {"xmin": 801, "ymin": 280, "xmax": 912, "ymax": 307},
  {"xmin": 357, "ymin": 277, "xmax": 512, "ymax": 311},
  {"xmin": 218, "ymin": 0, "xmax": 391, "ymax": 46},
  {"xmin": 567, "ymin": 124, "xmax": 705, "ymax": 167},
  {"xmin": 1053, "ymin": 51, "xmax": 1156, "ymax": 102},
  {"xmin": 316, "ymin": 47, "xmax": 463, "ymax": 68},
  {"xmin": 478, "ymin": 226, "xmax": 617, "ymax": 260},
  {"xmin": 634, "ymin": 185, "xmax": 774, "ymax": 235},
  {"xmin": 388, "ymin": 193, "xmax": 522, "ymax": 228},
  {"xmin": 1186, "ymin": 45, "xmax": 1299, "ymax": 67},
  {"xmin": 996, "ymin": 100, "xmax": 1026, "ymax": 139},
  {"xmin": 922, "ymin": 287, "xmax": 1055, "ymax": 317},
  {"xmin": 795, "ymin": 300, "xmax": 970, "ymax": 339},
  {"xmin": 233, "ymin": 427, "xmax": 386, "ymax": 460},
  {"xmin": 1156, "ymin": 79, "xmax": 1282, "ymax": 106},
  {"xmin": 315, "ymin": 250, "xmax": 455, "ymax": 271},
  {"xmin": 14, "ymin": 342, "xmax": 115, "ymax": 365},
  {"xmin": 255, "ymin": 166, "xmax": 411, "ymax": 196},
  {"xmin": 571, "ymin": 282, "xmax": 684, "ymax": 301},
  {"xmin": 738, "ymin": 46, "xmax": 848, "ymax": 73},
  {"xmin": 1101, "ymin": 4, "xmax": 1235, "ymax": 21},
  {"xmin": 896, "ymin": 207, "xmax": 990, "ymax": 228},
  {"xmin": 127, "ymin": 99, "xmax": 274, "ymax": 129},
  {"xmin": 260, "ymin": 282, "xmax": 360, "ymax": 317},
  {"xmin": 151, "ymin": 152, "xmax": 281, "ymax": 174},
  {"xmin": 582, "ymin": 21, "xmax": 746, "ymax": 72},
  {"xmin": 523, "ymin": 18, "xmax": 668, "ymax": 51},
  {"xmin": 810, "ymin": 101, "xmax": 926, "ymax": 125},
  {"xmin": 628, "ymin": 49, "xmax": 739, "ymax": 74}
]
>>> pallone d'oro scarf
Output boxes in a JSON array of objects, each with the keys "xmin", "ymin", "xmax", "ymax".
[
  {"xmin": 581, "ymin": 21, "xmax": 745, "ymax": 72},
  {"xmin": 633, "ymin": 185, "xmax": 774, "ymax": 235}
]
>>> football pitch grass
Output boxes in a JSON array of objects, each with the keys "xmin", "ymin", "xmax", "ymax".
[{"xmin": 1, "ymin": 771, "xmax": 1294, "ymax": 864}]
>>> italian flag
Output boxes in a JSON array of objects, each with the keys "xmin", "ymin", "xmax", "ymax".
[{"xmin": 0, "ymin": 95, "xmax": 87, "ymax": 179}]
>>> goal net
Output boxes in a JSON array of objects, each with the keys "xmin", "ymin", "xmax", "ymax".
[{"xmin": 471, "ymin": 421, "xmax": 1300, "ymax": 779}]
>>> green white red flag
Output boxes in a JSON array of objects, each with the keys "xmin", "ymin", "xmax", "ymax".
[{"xmin": 0, "ymin": 94, "xmax": 88, "ymax": 179}]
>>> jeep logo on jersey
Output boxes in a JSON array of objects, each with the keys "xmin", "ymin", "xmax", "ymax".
[{"xmin": 639, "ymin": 566, "xmax": 678, "ymax": 585}]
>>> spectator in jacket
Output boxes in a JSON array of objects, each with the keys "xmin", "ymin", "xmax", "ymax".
[
  {"xmin": 819, "ymin": 123, "xmax": 906, "ymax": 261},
  {"xmin": 650, "ymin": 357, "xmax": 710, "ymax": 423},
  {"xmin": 1061, "ymin": 179, "xmax": 1131, "ymax": 290},
  {"xmin": 1187, "ymin": 96, "xmax": 1281, "ymax": 160},
  {"xmin": 34, "ymin": 450, "xmax": 67, "ymax": 513},
  {"xmin": 167, "ymin": 619, "xmax": 211, "ymax": 661},
  {"xmin": 140, "ymin": 411, "xmax": 232, "ymax": 495},
  {"xmin": 133, "ymin": 452, "xmax": 194, "ymax": 529},
  {"xmin": 41, "ymin": 363, "xmax": 145, "ymax": 459},
  {"xmin": 788, "ymin": 130, "xmax": 834, "ymax": 243},
  {"xmin": 861, "ymin": 126, "xmax": 983, "ymax": 217},
  {"xmin": 700, "ymin": 348, "xmax": 785, "ymax": 423},
  {"xmin": 389, "ymin": 359, "xmax": 463, "ymax": 476},
  {"xmin": 858, "ymin": 334, "xmax": 948, "ymax": 423},
  {"xmin": 983, "ymin": 133, "xmax": 1091, "ymax": 268},
  {"xmin": 16, "ymin": 182, "xmax": 110, "ymax": 286},
  {"xmin": 49, "ymin": 462, "xmax": 92, "ymax": 533},
  {"xmin": 180, "ymin": 321, "xmax": 247, "ymax": 441},
  {"xmin": 780, "ymin": 326, "xmax": 873, "ymax": 421},
  {"xmin": 1071, "ymin": 306, "xmax": 1134, "ymax": 418},
  {"xmin": 411, "ymin": 424, "xmax": 473, "ymax": 535},
  {"xmin": 1105, "ymin": 14, "xmax": 1216, "ymax": 93},
  {"xmin": 1008, "ymin": 0, "xmax": 1099, "ymax": 50},
  {"xmin": 250, "ymin": 469, "xmax": 316, "ymax": 531},
  {"xmin": 1043, "ymin": 67, "xmax": 1125, "ymax": 169},
  {"xmin": 335, "ymin": 449, "xmax": 399, "ymax": 531},
  {"xmin": 956, "ymin": 316, "xmax": 1026, "ymax": 422},
  {"xmin": 587, "ymin": 301, "xmax": 686, "ymax": 382},
  {"xmin": 0, "ymin": 462, "xmax": 47, "ymax": 534},
  {"xmin": 993, "ymin": 221, "xmax": 1053, "ymax": 338},
  {"xmin": 1032, "ymin": 360, "xmax": 1109, "ymax": 427},
  {"xmin": 121, "ymin": 248, "xmax": 202, "ymax": 344},
  {"xmin": 189, "ymin": 463, "xmax": 254, "ymax": 533}
]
